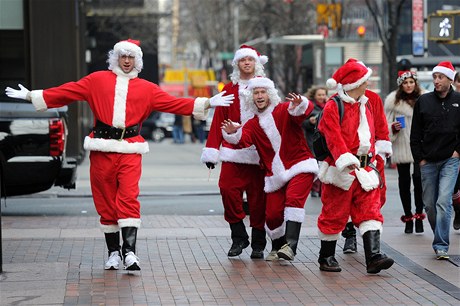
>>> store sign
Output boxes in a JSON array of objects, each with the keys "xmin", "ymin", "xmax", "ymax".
[{"xmin": 412, "ymin": 0, "xmax": 424, "ymax": 56}]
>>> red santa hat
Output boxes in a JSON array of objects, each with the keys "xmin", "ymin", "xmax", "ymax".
[
  {"xmin": 326, "ymin": 58, "xmax": 372, "ymax": 92},
  {"xmin": 397, "ymin": 70, "xmax": 417, "ymax": 86},
  {"xmin": 113, "ymin": 39, "xmax": 143, "ymax": 59},
  {"xmin": 232, "ymin": 45, "xmax": 268, "ymax": 66},
  {"xmin": 432, "ymin": 61, "xmax": 455, "ymax": 80},
  {"xmin": 247, "ymin": 77, "xmax": 275, "ymax": 91}
]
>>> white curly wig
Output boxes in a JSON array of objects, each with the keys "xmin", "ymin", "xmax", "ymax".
[
  {"xmin": 242, "ymin": 77, "xmax": 281, "ymax": 114},
  {"xmin": 107, "ymin": 39, "xmax": 143, "ymax": 72}
]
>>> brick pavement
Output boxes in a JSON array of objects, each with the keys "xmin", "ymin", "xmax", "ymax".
[
  {"xmin": 1, "ymin": 141, "xmax": 459, "ymax": 305},
  {"xmin": 1, "ymin": 214, "xmax": 459, "ymax": 305}
]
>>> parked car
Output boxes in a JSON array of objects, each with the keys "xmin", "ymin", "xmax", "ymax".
[
  {"xmin": 140, "ymin": 112, "xmax": 175, "ymax": 142},
  {"xmin": 0, "ymin": 101, "xmax": 77, "ymax": 196}
]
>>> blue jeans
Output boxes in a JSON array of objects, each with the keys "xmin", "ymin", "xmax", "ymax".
[
  {"xmin": 172, "ymin": 125, "xmax": 184, "ymax": 144},
  {"xmin": 420, "ymin": 157, "xmax": 459, "ymax": 252}
]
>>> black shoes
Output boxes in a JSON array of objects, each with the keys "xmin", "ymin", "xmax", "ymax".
[
  {"xmin": 228, "ymin": 239, "xmax": 250, "ymax": 257},
  {"xmin": 343, "ymin": 236, "xmax": 357, "ymax": 254},
  {"xmin": 318, "ymin": 256, "xmax": 342, "ymax": 272},
  {"xmin": 250, "ymin": 249, "xmax": 264, "ymax": 259}
]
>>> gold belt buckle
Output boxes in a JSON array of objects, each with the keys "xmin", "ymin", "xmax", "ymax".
[{"xmin": 119, "ymin": 127, "xmax": 126, "ymax": 141}]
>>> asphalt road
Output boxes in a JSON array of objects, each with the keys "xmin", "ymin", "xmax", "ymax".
[{"xmin": 1, "ymin": 139, "xmax": 404, "ymax": 224}]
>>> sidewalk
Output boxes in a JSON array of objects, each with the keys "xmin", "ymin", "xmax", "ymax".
[{"xmin": 1, "ymin": 141, "xmax": 459, "ymax": 305}]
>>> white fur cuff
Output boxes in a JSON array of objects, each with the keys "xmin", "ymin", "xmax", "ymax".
[
  {"xmin": 222, "ymin": 128, "xmax": 242, "ymax": 144},
  {"xmin": 118, "ymin": 218, "xmax": 142, "ymax": 229},
  {"xmin": 100, "ymin": 224, "xmax": 120, "ymax": 233},
  {"xmin": 375, "ymin": 140, "xmax": 392, "ymax": 156},
  {"xmin": 284, "ymin": 207, "xmax": 305, "ymax": 223},
  {"xmin": 358, "ymin": 220, "xmax": 382, "ymax": 235},
  {"xmin": 288, "ymin": 97, "xmax": 309, "ymax": 116},
  {"xmin": 335, "ymin": 152, "xmax": 360, "ymax": 172},
  {"xmin": 318, "ymin": 230, "xmax": 340, "ymax": 241},
  {"xmin": 30, "ymin": 90, "xmax": 48, "ymax": 112},
  {"xmin": 201, "ymin": 147, "xmax": 220, "ymax": 164},
  {"xmin": 193, "ymin": 97, "xmax": 209, "ymax": 121}
]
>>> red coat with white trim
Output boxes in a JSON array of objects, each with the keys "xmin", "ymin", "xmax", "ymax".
[
  {"xmin": 317, "ymin": 94, "xmax": 380, "ymax": 191},
  {"xmin": 201, "ymin": 81, "xmax": 259, "ymax": 165},
  {"xmin": 29, "ymin": 67, "xmax": 208, "ymax": 154},
  {"xmin": 223, "ymin": 99, "xmax": 318, "ymax": 192}
]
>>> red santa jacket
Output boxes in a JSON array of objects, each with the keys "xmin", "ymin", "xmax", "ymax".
[
  {"xmin": 317, "ymin": 93, "xmax": 381, "ymax": 191},
  {"xmin": 365, "ymin": 89, "xmax": 392, "ymax": 157},
  {"xmin": 29, "ymin": 67, "xmax": 208, "ymax": 154},
  {"xmin": 201, "ymin": 81, "xmax": 259, "ymax": 165},
  {"xmin": 223, "ymin": 98, "xmax": 318, "ymax": 193}
]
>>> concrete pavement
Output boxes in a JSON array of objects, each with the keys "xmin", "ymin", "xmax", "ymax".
[{"xmin": 1, "ymin": 140, "xmax": 459, "ymax": 305}]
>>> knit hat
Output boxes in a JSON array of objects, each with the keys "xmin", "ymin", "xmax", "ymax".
[
  {"xmin": 232, "ymin": 45, "xmax": 268, "ymax": 66},
  {"xmin": 397, "ymin": 70, "xmax": 417, "ymax": 86},
  {"xmin": 247, "ymin": 77, "xmax": 275, "ymax": 90},
  {"xmin": 432, "ymin": 61, "xmax": 455, "ymax": 80},
  {"xmin": 326, "ymin": 58, "xmax": 372, "ymax": 92}
]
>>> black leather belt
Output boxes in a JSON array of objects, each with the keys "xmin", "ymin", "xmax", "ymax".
[
  {"xmin": 355, "ymin": 154, "xmax": 372, "ymax": 168},
  {"xmin": 93, "ymin": 120, "xmax": 140, "ymax": 140}
]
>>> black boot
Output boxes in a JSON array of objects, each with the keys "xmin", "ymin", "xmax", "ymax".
[
  {"xmin": 277, "ymin": 221, "xmax": 302, "ymax": 260},
  {"xmin": 105, "ymin": 231, "xmax": 121, "ymax": 254},
  {"xmin": 414, "ymin": 213, "xmax": 425, "ymax": 233},
  {"xmin": 318, "ymin": 240, "xmax": 341, "ymax": 272},
  {"xmin": 341, "ymin": 221, "xmax": 357, "ymax": 254},
  {"xmin": 401, "ymin": 215, "xmax": 414, "ymax": 234},
  {"xmin": 363, "ymin": 230, "xmax": 394, "ymax": 274},
  {"xmin": 104, "ymin": 232, "xmax": 121, "ymax": 270},
  {"xmin": 266, "ymin": 236, "xmax": 286, "ymax": 261},
  {"xmin": 250, "ymin": 228, "xmax": 266, "ymax": 259},
  {"xmin": 454, "ymin": 207, "xmax": 460, "ymax": 231},
  {"xmin": 228, "ymin": 221, "xmax": 249, "ymax": 257},
  {"xmin": 121, "ymin": 227, "xmax": 140, "ymax": 270}
]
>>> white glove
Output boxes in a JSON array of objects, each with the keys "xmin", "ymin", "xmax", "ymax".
[
  {"xmin": 209, "ymin": 91, "xmax": 234, "ymax": 108},
  {"xmin": 5, "ymin": 84, "xmax": 30, "ymax": 101}
]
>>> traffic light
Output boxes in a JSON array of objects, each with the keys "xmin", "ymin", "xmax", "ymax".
[
  {"xmin": 428, "ymin": 15, "xmax": 454, "ymax": 41},
  {"xmin": 357, "ymin": 25, "xmax": 366, "ymax": 38}
]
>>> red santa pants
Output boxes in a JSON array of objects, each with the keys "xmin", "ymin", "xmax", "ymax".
[
  {"xmin": 265, "ymin": 173, "xmax": 313, "ymax": 233},
  {"xmin": 219, "ymin": 162, "xmax": 266, "ymax": 230},
  {"xmin": 90, "ymin": 151, "xmax": 142, "ymax": 227},
  {"xmin": 318, "ymin": 179, "xmax": 383, "ymax": 235}
]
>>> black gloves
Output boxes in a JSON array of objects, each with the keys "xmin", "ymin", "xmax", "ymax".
[{"xmin": 205, "ymin": 162, "xmax": 215, "ymax": 169}]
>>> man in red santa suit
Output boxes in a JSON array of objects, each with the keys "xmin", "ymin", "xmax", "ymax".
[
  {"xmin": 201, "ymin": 45, "xmax": 268, "ymax": 259},
  {"xmin": 341, "ymin": 59, "xmax": 392, "ymax": 254},
  {"xmin": 5, "ymin": 39, "xmax": 233, "ymax": 271},
  {"xmin": 221, "ymin": 77, "xmax": 318, "ymax": 261},
  {"xmin": 316, "ymin": 59, "xmax": 394, "ymax": 273}
]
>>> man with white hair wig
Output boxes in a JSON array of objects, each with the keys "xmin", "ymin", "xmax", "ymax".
[
  {"xmin": 201, "ymin": 45, "xmax": 269, "ymax": 259},
  {"xmin": 222, "ymin": 77, "xmax": 319, "ymax": 262},
  {"xmin": 5, "ymin": 38, "xmax": 234, "ymax": 272}
]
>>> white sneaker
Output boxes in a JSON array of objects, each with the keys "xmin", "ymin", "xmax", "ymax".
[
  {"xmin": 277, "ymin": 244, "xmax": 295, "ymax": 260},
  {"xmin": 124, "ymin": 251, "xmax": 141, "ymax": 270},
  {"xmin": 265, "ymin": 250, "xmax": 279, "ymax": 261},
  {"xmin": 104, "ymin": 251, "xmax": 121, "ymax": 270}
]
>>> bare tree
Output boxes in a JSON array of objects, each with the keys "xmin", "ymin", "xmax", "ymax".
[
  {"xmin": 364, "ymin": 0, "xmax": 408, "ymax": 95},
  {"xmin": 179, "ymin": 0, "xmax": 317, "ymax": 95}
]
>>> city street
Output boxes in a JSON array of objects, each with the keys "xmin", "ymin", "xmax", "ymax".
[{"xmin": 1, "ymin": 139, "xmax": 459, "ymax": 305}]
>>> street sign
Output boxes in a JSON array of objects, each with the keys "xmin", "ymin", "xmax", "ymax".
[{"xmin": 218, "ymin": 52, "xmax": 234, "ymax": 60}]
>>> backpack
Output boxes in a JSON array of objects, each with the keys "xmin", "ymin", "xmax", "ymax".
[{"xmin": 312, "ymin": 95, "xmax": 344, "ymax": 161}]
